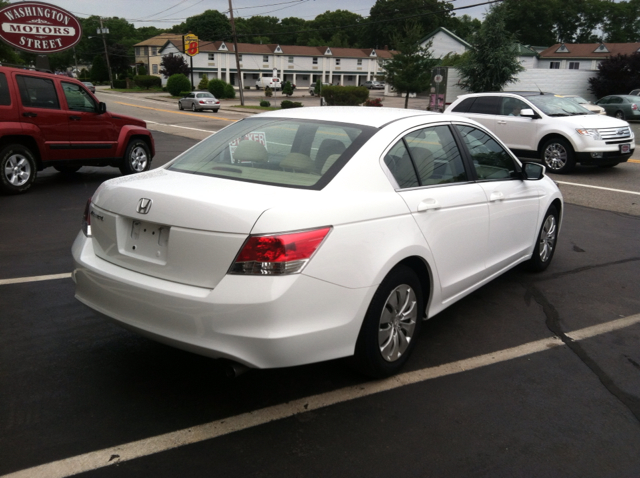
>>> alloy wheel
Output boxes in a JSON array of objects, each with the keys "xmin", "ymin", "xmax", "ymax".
[{"xmin": 378, "ymin": 284, "xmax": 418, "ymax": 362}]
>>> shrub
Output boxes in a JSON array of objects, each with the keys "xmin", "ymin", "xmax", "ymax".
[
  {"xmin": 179, "ymin": 90, "xmax": 191, "ymax": 97},
  {"xmin": 364, "ymin": 97, "xmax": 383, "ymax": 107},
  {"xmin": 197, "ymin": 74, "xmax": 209, "ymax": 90},
  {"xmin": 134, "ymin": 75, "xmax": 161, "ymax": 90},
  {"xmin": 321, "ymin": 85, "xmax": 369, "ymax": 106},
  {"xmin": 281, "ymin": 100, "xmax": 303, "ymax": 109},
  {"xmin": 264, "ymin": 86, "xmax": 273, "ymax": 97},
  {"xmin": 208, "ymin": 78, "xmax": 226, "ymax": 98},
  {"xmin": 223, "ymin": 83, "xmax": 236, "ymax": 99},
  {"xmin": 166, "ymin": 74, "xmax": 191, "ymax": 96},
  {"xmin": 260, "ymin": 100, "xmax": 271, "ymax": 107},
  {"xmin": 113, "ymin": 79, "xmax": 127, "ymax": 89},
  {"xmin": 282, "ymin": 81, "xmax": 294, "ymax": 96}
]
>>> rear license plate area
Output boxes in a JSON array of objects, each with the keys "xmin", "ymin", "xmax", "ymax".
[{"xmin": 124, "ymin": 219, "xmax": 170, "ymax": 262}]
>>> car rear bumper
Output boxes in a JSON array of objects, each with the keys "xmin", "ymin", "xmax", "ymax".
[{"xmin": 72, "ymin": 232, "xmax": 371, "ymax": 369}]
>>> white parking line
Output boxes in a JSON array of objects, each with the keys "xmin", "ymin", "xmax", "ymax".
[
  {"xmin": 0, "ymin": 273, "xmax": 71, "ymax": 286},
  {"xmin": 145, "ymin": 120, "xmax": 217, "ymax": 134},
  {"xmin": 556, "ymin": 180, "xmax": 640, "ymax": 196},
  {"xmin": 3, "ymin": 313, "xmax": 640, "ymax": 478}
]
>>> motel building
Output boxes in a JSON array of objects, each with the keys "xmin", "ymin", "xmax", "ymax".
[{"xmin": 134, "ymin": 34, "xmax": 394, "ymax": 89}]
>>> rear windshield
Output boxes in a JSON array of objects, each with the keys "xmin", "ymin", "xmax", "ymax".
[{"xmin": 168, "ymin": 117, "xmax": 374, "ymax": 189}]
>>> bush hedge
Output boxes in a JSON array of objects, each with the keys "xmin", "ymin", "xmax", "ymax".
[
  {"xmin": 113, "ymin": 79, "xmax": 127, "ymax": 89},
  {"xmin": 260, "ymin": 100, "xmax": 271, "ymax": 107},
  {"xmin": 321, "ymin": 85, "xmax": 369, "ymax": 106},
  {"xmin": 167, "ymin": 74, "xmax": 191, "ymax": 96},
  {"xmin": 281, "ymin": 100, "xmax": 303, "ymax": 109},
  {"xmin": 134, "ymin": 75, "xmax": 161, "ymax": 90}
]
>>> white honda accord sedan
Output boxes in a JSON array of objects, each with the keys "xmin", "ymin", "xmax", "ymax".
[{"xmin": 72, "ymin": 107, "xmax": 563, "ymax": 378}]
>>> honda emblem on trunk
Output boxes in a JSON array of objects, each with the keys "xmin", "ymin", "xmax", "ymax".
[{"xmin": 137, "ymin": 198, "xmax": 152, "ymax": 214}]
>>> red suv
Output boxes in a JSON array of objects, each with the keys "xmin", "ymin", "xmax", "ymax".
[{"xmin": 0, "ymin": 65, "xmax": 155, "ymax": 194}]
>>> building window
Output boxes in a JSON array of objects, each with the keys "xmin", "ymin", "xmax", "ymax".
[
  {"xmin": 135, "ymin": 47, "xmax": 140, "ymax": 56},
  {"xmin": 151, "ymin": 47, "xmax": 157, "ymax": 56},
  {"xmin": 238, "ymin": 54, "xmax": 242, "ymax": 61},
  {"xmin": 550, "ymin": 62, "xmax": 560, "ymax": 69},
  {"xmin": 357, "ymin": 59, "xmax": 362, "ymax": 66},
  {"xmin": 336, "ymin": 59, "xmax": 341, "ymax": 66},
  {"xmin": 263, "ymin": 55, "xmax": 269, "ymax": 63},
  {"xmin": 152, "ymin": 64, "xmax": 158, "ymax": 74},
  {"xmin": 569, "ymin": 62, "xmax": 580, "ymax": 69},
  {"xmin": 208, "ymin": 53, "xmax": 215, "ymax": 61},
  {"xmin": 288, "ymin": 56, "xmax": 294, "ymax": 63},
  {"xmin": 312, "ymin": 57, "xmax": 318, "ymax": 65}
]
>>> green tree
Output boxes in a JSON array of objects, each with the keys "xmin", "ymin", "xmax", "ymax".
[
  {"xmin": 282, "ymin": 81, "xmax": 294, "ymax": 96},
  {"xmin": 310, "ymin": 10, "xmax": 364, "ymax": 47},
  {"xmin": 197, "ymin": 74, "xmax": 209, "ymax": 90},
  {"xmin": 500, "ymin": 0, "xmax": 558, "ymax": 46},
  {"xmin": 381, "ymin": 22, "xmax": 438, "ymax": 108},
  {"xmin": 278, "ymin": 17, "xmax": 309, "ymax": 45},
  {"xmin": 90, "ymin": 55, "xmax": 109, "ymax": 82},
  {"xmin": 366, "ymin": 0, "xmax": 452, "ymax": 50},
  {"xmin": 601, "ymin": 0, "xmax": 640, "ymax": 42},
  {"xmin": 235, "ymin": 16, "xmax": 281, "ymax": 44},
  {"xmin": 171, "ymin": 10, "xmax": 231, "ymax": 41},
  {"xmin": 457, "ymin": 4, "xmax": 524, "ymax": 93},
  {"xmin": 446, "ymin": 14, "xmax": 481, "ymax": 43}
]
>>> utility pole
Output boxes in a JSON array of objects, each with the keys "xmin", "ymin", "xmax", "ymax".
[
  {"xmin": 228, "ymin": 0, "xmax": 245, "ymax": 105},
  {"xmin": 99, "ymin": 17, "xmax": 114, "ymax": 89}
]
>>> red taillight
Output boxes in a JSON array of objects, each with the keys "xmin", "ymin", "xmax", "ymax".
[
  {"xmin": 82, "ymin": 198, "xmax": 92, "ymax": 236},
  {"xmin": 199, "ymin": 100, "xmax": 206, "ymax": 104},
  {"xmin": 632, "ymin": 103, "xmax": 638, "ymax": 111},
  {"xmin": 230, "ymin": 227, "xmax": 331, "ymax": 275}
]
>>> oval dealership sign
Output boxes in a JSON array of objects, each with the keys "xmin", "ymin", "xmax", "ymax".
[{"xmin": 0, "ymin": 1, "xmax": 82, "ymax": 54}]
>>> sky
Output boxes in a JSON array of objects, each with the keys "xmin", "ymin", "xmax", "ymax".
[{"xmin": 14, "ymin": 0, "xmax": 492, "ymax": 28}]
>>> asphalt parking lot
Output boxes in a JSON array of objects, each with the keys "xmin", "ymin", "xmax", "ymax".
[{"xmin": 1, "ymin": 100, "xmax": 639, "ymax": 477}]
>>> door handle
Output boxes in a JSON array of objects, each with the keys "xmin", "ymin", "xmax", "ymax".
[
  {"xmin": 490, "ymin": 191, "xmax": 505, "ymax": 201},
  {"xmin": 497, "ymin": 120, "xmax": 506, "ymax": 124},
  {"xmin": 69, "ymin": 116, "xmax": 81, "ymax": 121},
  {"xmin": 417, "ymin": 198, "xmax": 440, "ymax": 212},
  {"xmin": 22, "ymin": 112, "xmax": 37, "ymax": 118}
]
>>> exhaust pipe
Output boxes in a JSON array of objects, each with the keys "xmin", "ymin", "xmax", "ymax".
[{"xmin": 221, "ymin": 360, "xmax": 250, "ymax": 378}]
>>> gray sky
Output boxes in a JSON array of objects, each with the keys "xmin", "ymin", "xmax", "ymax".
[{"xmin": 36, "ymin": 0, "xmax": 491, "ymax": 28}]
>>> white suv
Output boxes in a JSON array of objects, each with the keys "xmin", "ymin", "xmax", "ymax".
[{"xmin": 445, "ymin": 92, "xmax": 635, "ymax": 173}]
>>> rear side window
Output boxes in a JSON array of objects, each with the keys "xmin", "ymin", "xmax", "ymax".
[
  {"xmin": 17, "ymin": 75, "xmax": 60, "ymax": 109},
  {"xmin": 467, "ymin": 96, "xmax": 501, "ymax": 115},
  {"xmin": 0, "ymin": 73, "xmax": 10, "ymax": 106},
  {"xmin": 451, "ymin": 97, "xmax": 475, "ymax": 113}
]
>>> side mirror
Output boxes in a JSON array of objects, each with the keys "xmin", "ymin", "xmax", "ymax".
[
  {"xmin": 98, "ymin": 102, "xmax": 107, "ymax": 114},
  {"xmin": 522, "ymin": 162, "xmax": 545, "ymax": 180},
  {"xmin": 520, "ymin": 108, "xmax": 538, "ymax": 118}
]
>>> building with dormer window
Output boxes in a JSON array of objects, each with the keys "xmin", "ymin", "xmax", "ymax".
[
  {"xmin": 134, "ymin": 34, "xmax": 395, "ymax": 88},
  {"xmin": 537, "ymin": 42, "xmax": 640, "ymax": 70}
]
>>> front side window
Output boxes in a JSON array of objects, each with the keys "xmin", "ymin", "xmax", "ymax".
[
  {"xmin": 499, "ymin": 97, "xmax": 529, "ymax": 116},
  {"xmin": 62, "ymin": 82, "xmax": 96, "ymax": 112},
  {"xmin": 384, "ymin": 125, "xmax": 468, "ymax": 189},
  {"xmin": 455, "ymin": 125, "xmax": 517, "ymax": 180},
  {"xmin": 16, "ymin": 75, "xmax": 59, "ymax": 109},
  {"xmin": 0, "ymin": 73, "xmax": 10, "ymax": 106},
  {"xmin": 168, "ymin": 118, "xmax": 373, "ymax": 190}
]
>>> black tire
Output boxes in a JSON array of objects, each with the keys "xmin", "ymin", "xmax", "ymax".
[
  {"xmin": 615, "ymin": 110, "xmax": 625, "ymax": 120},
  {"xmin": 0, "ymin": 144, "xmax": 37, "ymax": 194},
  {"xmin": 525, "ymin": 205, "xmax": 559, "ymax": 272},
  {"xmin": 119, "ymin": 139, "xmax": 151, "ymax": 175},
  {"xmin": 178, "ymin": 101, "xmax": 183, "ymax": 110},
  {"xmin": 191, "ymin": 103, "xmax": 198, "ymax": 112},
  {"xmin": 541, "ymin": 138, "xmax": 576, "ymax": 174},
  {"xmin": 54, "ymin": 165, "xmax": 82, "ymax": 174},
  {"xmin": 352, "ymin": 265, "xmax": 423, "ymax": 378}
]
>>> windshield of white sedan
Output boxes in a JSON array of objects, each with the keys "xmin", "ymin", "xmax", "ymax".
[
  {"xmin": 527, "ymin": 95, "xmax": 592, "ymax": 116},
  {"xmin": 168, "ymin": 118, "xmax": 371, "ymax": 189}
]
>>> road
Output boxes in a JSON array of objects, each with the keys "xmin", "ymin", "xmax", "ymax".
[{"xmin": 1, "ymin": 93, "xmax": 639, "ymax": 478}]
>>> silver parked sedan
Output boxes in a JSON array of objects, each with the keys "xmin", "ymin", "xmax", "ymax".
[{"xmin": 178, "ymin": 91, "xmax": 220, "ymax": 112}]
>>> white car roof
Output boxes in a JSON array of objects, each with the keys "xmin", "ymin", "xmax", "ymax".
[{"xmin": 253, "ymin": 106, "xmax": 447, "ymax": 128}]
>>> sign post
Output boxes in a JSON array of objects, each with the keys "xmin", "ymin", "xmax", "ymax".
[{"xmin": 183, "ymin": 33, "xmax": 198, "ymax": 89}]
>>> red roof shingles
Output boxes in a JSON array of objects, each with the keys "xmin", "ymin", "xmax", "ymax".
[{"xmin": 539, "ymin": 43, "xmax": 640, "ymax": 59}]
